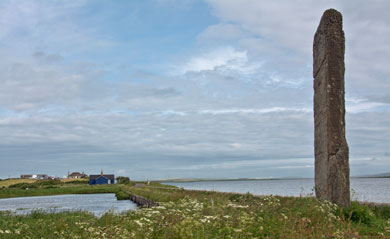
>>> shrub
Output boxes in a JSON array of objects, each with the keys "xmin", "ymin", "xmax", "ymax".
[
  {"xmin": 9, "ymin": 180, "xmax": 63, "ymax": 189},
  {"xmin": 64, "ymin": 180, "xmax": 88, "ymax": 185},
  {"xmin": 35, "ymin": 179, "xmax": 63, "ymax": 186},
  {"xmin": 115, "ymin": 191, "xmax": 130, "ymax": 200},
  {"xmin": 43, "ymin": 186, "xmax": 59, "ymax": 189},
  {"xmin": 9, "ymin": 183, "xmax": 38, "ymax": 189},
  {"xmin": 116, "ymin": 176, "xmax": 130, "ymax": 184},
  {"xmin": 343, "ymin": 202, "xmax": 375, "ymax": 225},
  {"xmin": 372, "ymin": 204, "xmax": 390, "ymax": 220},
  {"xmin": 229, "ymin": 193, "xmax": 242, "ymax": 202}
]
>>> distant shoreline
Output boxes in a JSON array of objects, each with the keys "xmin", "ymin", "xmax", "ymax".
[
  {"xmin": 158, "ymin": 176, "xmax": 390, "ymax": 183},
  {"xmin": 157, "ymin": 178, "xmax": 308, "ymax": 183}
]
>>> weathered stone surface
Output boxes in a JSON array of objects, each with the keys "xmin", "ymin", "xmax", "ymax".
[
  {"xmin": 313, "ymin": 9, "xmax": 350, "ymax": 207},
  {"xmin": 128, "ymin": 192, "xmax": 158, "ymax": 208}
]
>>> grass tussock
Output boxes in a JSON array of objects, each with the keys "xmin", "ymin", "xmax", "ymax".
[{"xmin": 0, "ymin": 183, "xmax": 389, "ymax": 238}]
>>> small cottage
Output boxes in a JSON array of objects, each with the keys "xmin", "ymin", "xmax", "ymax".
[
  {"xmin": 89, "ymin": 170, "xmax": 115, "ymax": 185},
  {"xmin": 20, "ymin": 174, "xmax": 48, "ymax": 180},
  {"xmin": 68, "ymin": 171, "xmax": 88, "ymax": 179}
]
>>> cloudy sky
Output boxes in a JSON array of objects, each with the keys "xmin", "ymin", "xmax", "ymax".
[{"xmin": 0, "ymin": 0, "xmax": 389, "ymax": 180}]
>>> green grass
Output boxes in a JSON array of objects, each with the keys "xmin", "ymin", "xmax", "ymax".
[
  {"xmin": 0, "ymin": 183, "xmax": 122, "ymax": 199},
  {"xmin": 0, "ymin": 183, "xmax": 389, "ymax": 238},
  {"xmin": 0, "ymin": 178, "xmax": 37, "ymax": 188},
  {"xmin": 0, "ymin": 178, "xmax": 90, "ymax": 189}
]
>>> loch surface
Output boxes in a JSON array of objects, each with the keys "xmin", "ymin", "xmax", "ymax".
[
  {"xmin": 0, "ymin": 193, "xmax": 137, "ymax": 216},
  {"xmin": 165, "ymin": 178, "xmax": 390, "ymax": 203}
]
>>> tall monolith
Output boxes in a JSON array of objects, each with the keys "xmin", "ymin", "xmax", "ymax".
[{"xmin": 313, "ymin": 9, "xmax": 350, "ymax": 207}]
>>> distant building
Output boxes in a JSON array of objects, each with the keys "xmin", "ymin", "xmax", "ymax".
[
  {"xmin": 89, "ymin": 170, "xmax": 115, "ymax": 185},
  {"xmin": 20, "ymin": 174, "xmax": 48, "ymax": 180},
  {"xmin": 68, "ymin": 171, "xmax": 88, "ymax": 179}
]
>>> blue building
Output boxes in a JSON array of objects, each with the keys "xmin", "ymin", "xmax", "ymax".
[{"xmin": 89, "ymin": 170, "xmax": 115, "ymax": 185}]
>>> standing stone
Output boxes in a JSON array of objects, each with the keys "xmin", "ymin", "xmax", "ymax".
[{"xmin": 313, "ymin": 9, "xmax": 350, "ymax": 207}]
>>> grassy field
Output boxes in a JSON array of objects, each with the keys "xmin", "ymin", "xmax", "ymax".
[
  {"xmin": 0, "ymin": 178, "xmax": 89, "ymax": 188},
  {"xmin": 0, "ymin": 179, "xmax": 37, "ymax": 188},
  {"xmin": 0, "ymin": 182, "xmax": 389, "ymax": 238},
  {"xmin": 0, "ymin": 179, "xmax": 121, "ymax": 199},
  {"xmin": 60, "ymin": 178, "xmax": 89, "ymax": 183}
]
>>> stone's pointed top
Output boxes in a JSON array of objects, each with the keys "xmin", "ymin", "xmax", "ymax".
[
  {"xmin": 313, "ymin": 8, "xmax": 345, "ymax": 77},
  {"xmin": 318, "ymin": 9, "xmax": 343, "ymax": 30},
  {"xmin": 323, "ymin": 8, "xmax": 342, "ymax": 18}
]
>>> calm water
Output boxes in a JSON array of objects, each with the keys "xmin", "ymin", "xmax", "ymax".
[
  {"xmin": 0, "ymin": 193, "xmax": 137, "ymax": 216},
  {"xmin": 165, "ymin": 178, "xmax": 390, "ymax": 203}
]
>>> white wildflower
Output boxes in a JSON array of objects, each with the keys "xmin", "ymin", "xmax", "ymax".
[
  {"xmin": 134, "ymin": 220, "xmax": 143, "ymax": 227},
  {"xmin": 259, "ymin": 226, "xmax": 263, "ymax": 231}
]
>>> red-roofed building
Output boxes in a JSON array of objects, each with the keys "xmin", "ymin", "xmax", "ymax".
[{"xmin": 68, "ymin": 171, "xmax": 88, "ymax": 179}]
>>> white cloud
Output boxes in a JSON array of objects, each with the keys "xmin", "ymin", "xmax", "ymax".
[
  {"xmin": 167, "ymin": 158, "xmax": 314, "ymax": 170},
  {"xmin": 0, "ymin": 1, "xmax": 94, "ymax": 54},
  {"xmin": 116, "ymin": 169, "xmax": 127, "ymax": 175},
  {"xmin": 205, "ymin": 0, "xmax": 333, "ymax": 56},
  {"xmin": 154, "ymin": 0, "xmax": 194, "ymax": 9},
  {"xmin": 204, "ymin": 0, "xmax": 390, "ymax": 101},
  {"xmin": 178, "ymin": 47, "xmax": 255, "ymax": 74},
  {"xmin": 198, "ymin": 107, "xmax": 311, "ymax": 115},
  {"xmin": 0, "ymin": 59, "xmax": 102, "ymax": 111},
  {"xmin": 274, "ymin": 165, "xmax": 314, "ymax": 169},
  {"xmin": 197, "ymin": 23, "xmax": 251, "ymax": 43},
  {"xmin": 350, "ymin": 157, "xmax": 375, "ymax": 162},
  {"xmin": 346, "ymin": 97, "xmax": 388, "ymax": 113}
]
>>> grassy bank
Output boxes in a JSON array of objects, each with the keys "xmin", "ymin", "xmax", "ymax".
[
  {"xmin": 0, "ymin": 178, "xmax": 89, "ymax": 188},
  {"xmin": 0, "ymin": 179, "xmax": 121, "ymax": 199},
  {"xmin": 0, "ymin": 179, "xmax": 37, "ymax": 188},
  {"xmin": 0, "ymin": 183, "xmax": 389, "ymax": 238}
]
